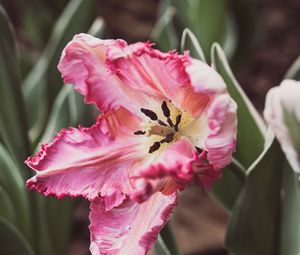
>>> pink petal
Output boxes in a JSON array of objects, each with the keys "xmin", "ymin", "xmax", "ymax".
[
  {"xmin": 89, "ymin": 192, "xmax": 177, "ymax": 255},
  {"xmin": 107, "ymin": 42, "xmax": 189, "ymax": 102},
  {"xmin": 58, "ymin": 34, "xmax": 139, "ymax": 114},
  {"xmin": 182, "ymin": 58, "xmax": 227, "ymax": 116},
  {"xmin": 59, "ymin": 34, "xmax": 227, "ymax": 120},
  {"xmin": 26, "ymin": 107, "xmax": 143, "ymax": 205},
  {"xmin": 138, "ymin": 138, "xmax": 197, "ymax": 181},
  {"xmin": 192, "ymin": 151, "xmax": 221, "ymax": 190},
  {"xmin": 131, "ymin": 138, "xmax": 198, "ymax": 202},
  {"xmin": 204, "ymin": 94, "xmax": 238, "ymax": 170},
  {"xmin": 185, "ymin": 59, "xmax": 227, "ymax": 94},
  {"xmin": 106, "ymin": 42, "xmax": 220, "ymax": 117}
]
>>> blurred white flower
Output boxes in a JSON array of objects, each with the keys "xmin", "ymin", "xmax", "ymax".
[{"xmin": 264, "ymin": 79, "xmax": 300, "ymax": 172}]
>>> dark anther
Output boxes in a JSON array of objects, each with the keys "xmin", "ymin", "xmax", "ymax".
[
  {"xmin": 157, "ymin": 119, "xmax": 168, "ymax": 126},
  {"xmin": 134, "ymin": 130, "xmax": 146, "ymax": 135},
  {"xmin": 141, "ymin": 108, "xmax": 158, "ymax": 120},
  {"xmin": 167, "ymin": 117, "xmax": 174, "ymax": 127},
  {"xmin": 195, "ymin": 146, "xmax": 203, "ymax": 154},
  {"xmin": 160, "ymin": 133, "xmax": 174, "ymax": 144},
  {"xmin": 149, "ymin": 142, "xmax": 161, "ymax": 153},
  {"xmin": 174, "ymin": 114, "xmax": 182, "ymax": 132},
  {"xmin": 161, "ymin": 101, "xmax": 170, "ymax": 118}
]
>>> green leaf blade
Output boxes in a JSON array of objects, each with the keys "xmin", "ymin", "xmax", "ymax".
[
  {"xmin": 280, "ymin": 162, "xmax": 300, "ymax": 255},
  {"xmin": 285, "ymin": 55, "xmax": 300, "ymax": 80},
  {"xmin": 225, "ymin": 138, "xmax": 283, "ymax": 255},
  {"xmin": 0, "ymin": 217, "xmax": 35, "ymax": 255},
  {"xmin": 23, "ymin": 0, "xmax": 97, "ymax": 142},
  {"xmin": 151, "ymin": 5, "xmax": 178, "ymax": 52},
  {"xmin": 212, "ymin": 158, "xmax": 246, "ymax": 212},
  {"xmin": 211, "ymin": 43, "xmax": 266, "ymax": 168},
  {"xmin": 155, "ymin": 235, "xmax": 172, "ymax": 255},
  {"xmin": 0, "ymin": 186, "xmax": 16, "ymax": 224},
  {"xmin": 0, "ymin": 5, "xmax": 30, "ymax": 170},
  {"xmin": 0, "ymin": 144, "xmax": 32, "ymax": 243}
]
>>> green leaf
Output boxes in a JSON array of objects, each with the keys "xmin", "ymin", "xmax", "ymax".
[
  {"xmin": 174, "ymin": 0, "xmax": 228, "ymax": 60},
  {"xmin": 225, "ymin": 137, "xmax": 283, "ymax": 255},
  {"xmin": 39, "ymin": 86, "xmax": 73, "ymax": 143},
  {"xmin": 280, "ymin": 161, "xmax": 300, "ymax": 255},
  {"xmin": 211, "ymin": 43, "xmax": 266, "ymax": 168},
  {"xmin": 285, "ymin": 55, "xmax": 300, "ymax": 80},
  {"xmin": 180, "ymin": 28, "xmax": 207, "ymax": 62},
  {"xmin": 23, "ymin": 0, "xmax": 97, "ymax": 142},
  {"xmin": 222, "ymin": 15, "xmax": 238, "ymax": 61},
  {"xmin": 0, "ymin": 186, "xmax": 16, "ymax": 224},
  {"xmin": 155, "ymin": 235, "xmax": 171, "ymax": 255},
  {"xmin": 46, "ymin": 198, "xmax": 73, "ymax": 255},
  {"xmin": 0, "ymin": 216, "xmax": 35, "ymax": 255},
  {"xmin": 212, "ymin": 158, "xmax": 246, "ymax": 212},
  {"xmin": 33, "ymin": 196, "xmax": 55, "ymax": 255},
  {"xmin": 160, "ymin": 223, "xmax": 181, "ymax": 255},
  {"xmin": 88, "ymin": 17, "xmax": 105, "ymax": 38},
  {"xmin": 0, "ymin": 5, "xmax": 30, "ymax": 170},
  {"xmin": 229, "ymin": 0, "xmax": 257, "ymax": 62},
  {"xmin": 0, "ymin": 144, "xmax": 32, "ymax": 243},
  {"xmin": 151, "ymin": 5, "xmax": 178, "ymax": 51}
]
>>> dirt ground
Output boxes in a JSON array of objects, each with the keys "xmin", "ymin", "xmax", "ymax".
[{"xmin": 68, "ymin": 0, "xmax": 300, "ymax": 254}]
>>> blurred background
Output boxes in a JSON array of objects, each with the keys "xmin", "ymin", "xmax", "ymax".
[{"xmin": 0, "ymin": 0, "xmax": 300, "ymax": 254}]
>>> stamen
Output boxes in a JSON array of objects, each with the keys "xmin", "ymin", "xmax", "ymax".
[
  {"xmin": 174, "ymin": 114, "xmax": 182, "ymax": 132},
  {"xmin": 134, "ymin": 130, "xmax": 146, "ymax": 135},
  {"xmin": 141, "ymin": 108, "xmax": 158, "ymax": 120},
  {"xmin": 167, "ymin": 117, "xmax": 174, "ymax": 127},
  {"xmin": 195, "ymin": 147, "xmax": 203, "ymax": 154},
  {"xmin": 161, "ymin": 101, "xmax": 170, "ymax": 117},
  {"xmin": 157, "ymin": 119, "xmax": 168, "ymax": 126},
  {"xmin": 149, "ymin": 142, "xmax": 161, "ymax": 153},
  {"xmin": 160, "ymin": 133, "xmax": 174, "ymax": 143}
]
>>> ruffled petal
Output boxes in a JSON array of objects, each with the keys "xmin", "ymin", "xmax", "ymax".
[
  {"xmin": 106, "ymin": 42, "xmax": 223, "ymax": 117},
  {"xmin": 138, "ymin": 138, "xmax": 197, "ymax": 181},
  {"xmin": 107, "ymin": 42, "xmax": 190, "ymax": 102},
  {"xmin": 264, "ymin": 79, "xmax": 300, "ymax": 172},
  {"xmin": 89, "ymin": 192, "xmax": 177, "ymax": 255},
  {"xmin": 204, "ymin": 94, "xmax": 237, "ymax": 170},
  {"xmin": 59, "ymin": 34, "xmax": 227, "ymax": 120},
  {"xmin": 192, "ymin": 151, "xmax": 221, "ymax": 190},
  {"xmin": 183, "ymin": 58, "xmax": 227, "ymax": 116},
  {"xmin": 185, "ymin": 58, "xmax": 227, "ymax": 94},
  {"xmin": 26, "ymin": 107, "xmax": 143, "ymax": 203},
  {"xmin": 58, "ymin": 34, "xmax": 140, "ymax": 114},
  {"xmin": 131, "ymin": 138, "xmax": 198, "ymax": 202}
]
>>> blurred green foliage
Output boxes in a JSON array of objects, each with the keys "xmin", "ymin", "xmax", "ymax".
[{"xmin": 152, "ymin": 0, "xmax": 257, "ymax": 63}]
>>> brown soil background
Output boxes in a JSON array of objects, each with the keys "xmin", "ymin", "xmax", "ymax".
[{"xmin": 66, "ymin": 0, "xmax": 300, "ymax": 255}]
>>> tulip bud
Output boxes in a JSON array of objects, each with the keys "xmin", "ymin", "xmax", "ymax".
[{"xmin": 264, "ymin": 79, "xmax": 300, "ymax": 172}]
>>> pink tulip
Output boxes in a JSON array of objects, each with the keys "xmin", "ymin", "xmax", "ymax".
[{"xmin": 26, "ymin": 34, "xmax": 237, "ymax": 255}]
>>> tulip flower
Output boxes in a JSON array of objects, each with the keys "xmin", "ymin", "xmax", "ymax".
[
  {"xmin": 264, "ymin": 79, "xmax": 300, "ymax": 173},
  {"xmin": 26, "ymin": 34, "xmax": 237, "ymax": 255}
]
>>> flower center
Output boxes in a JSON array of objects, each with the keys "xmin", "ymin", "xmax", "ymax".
[{"xmin": 134, "ymin": 101, "xmax": 182, "ymax": 153}]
